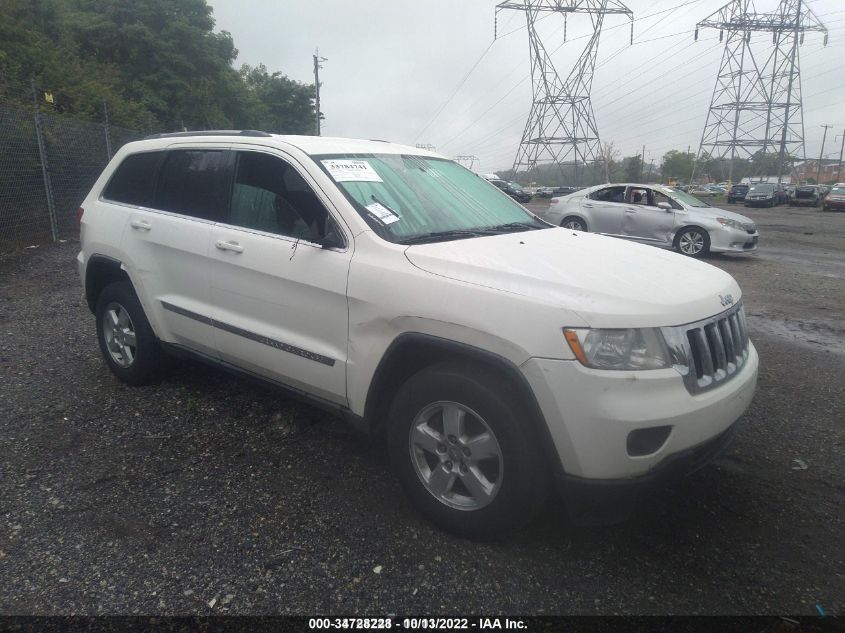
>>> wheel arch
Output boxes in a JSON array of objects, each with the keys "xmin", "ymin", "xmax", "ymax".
[
  {"xmin": 363, "ymin": 332, "xmax": 564, "ymax": 475},
  {"xmin": 672, "ymin": 224, "xmax": 711, "ymax": 246},
  {"xmin": 559, "ymin": 213, "xmax": 589, "ymax": 231},
  {"xmin": 85, "ymin": 254, "xmax": 131, "ymax": 314}
]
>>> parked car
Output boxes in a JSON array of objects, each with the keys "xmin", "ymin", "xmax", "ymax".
[
  {"xmin": 822, "ymin": 185, "xmax": 845, "ymax": 212},
  {"xmin": 786, "ymin": 185, "xmax": 796, "ymax": 201},
  {"xmin": 707, "ymin": 185, "xmax": 728, "ymax": 195},
  {"xmin": 487, "ymin": 178, "xmax": 532, "ymax": 203},
  {"xmin": 78, "ymin": 134, "xmax": 758, "ymax": 538},
  {"xmin": 689, "ymin": 185, "xmax": 717, "ymax": 198},
  {"xmin": 819, "ymin": 185, "xmax": 832, "ymax": 200},
  {"xmin": 727, "ymin": 184, "xmax": 749, "ymax": 203},
  {"xmin": 539, "ymin": 186, "xmax": 578, "ymax": 199},
  {"xmin": 744, "ymin": 183, "xmax": 783, "ymax": 207},
  {"xmin": 792, "ymin": 185, "xmax": 821, "ymax": 207},
  {"xmin": 535, "ymin": 182, "xmax": 759, "ymax": 258}
]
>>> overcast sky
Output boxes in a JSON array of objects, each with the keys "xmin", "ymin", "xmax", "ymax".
[{"xmin": 208, "ymin": 0, "xmax": 845, "ymax": 173}]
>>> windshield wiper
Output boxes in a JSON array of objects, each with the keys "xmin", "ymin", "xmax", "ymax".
[
  {"xmin": 398, "ymin": 229, "xmax": 484, "ymax": 245},
  {"xmin": 483, "ymin": 220, "xmax": 547, "ymax": 233}
]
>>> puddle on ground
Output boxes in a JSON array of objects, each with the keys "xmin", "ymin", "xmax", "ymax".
[{"xmin": 746, "ymin": 313, "xmax": 845, "ymax": 354}]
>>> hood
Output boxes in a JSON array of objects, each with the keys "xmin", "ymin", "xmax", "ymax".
[
  {"xmin": 685, "ymin": 205, "xmax": 755, "ymax": 225},
  {"xmin": 404, "ymin": 228, "xmax": 741, "ymax": 328}
]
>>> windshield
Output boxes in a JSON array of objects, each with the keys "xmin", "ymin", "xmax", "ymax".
[
  {"xmin": 831, "ymin": 187, "xmax": 845, "ymax": 195},
  {"xmin": 315, "ymin": 154, "xmax": 543, "ymax": 243},
  {"xmin": 508, "ymin": 182, "xmax": 524, "ymax": 190},
  {"xmin": 659, "ymin": 186, "xmax": 710, "ymax": 208},
  {"xmin": 750, "ymin": 184, "xmax": 775, "ymax": 192}
]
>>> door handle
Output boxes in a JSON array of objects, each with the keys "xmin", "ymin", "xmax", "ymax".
[
  {"xmin": 626, "ymin": 208, "xmax": 638, "ymax": 213},
  {"xmin": 215, "ymin": 240, "xmax": 244, "ymax": 253},
  {"xmin": 583, "ymin": 203, "xmax": 594, "ymax": 208},
  {"xmin": 130, "ymin": 219, "xmax": 151, "ymax": 231}
]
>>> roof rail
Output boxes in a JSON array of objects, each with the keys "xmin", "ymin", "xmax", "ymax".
[{"xmin": 144, "ymin": 130, "xmax": 272, "ymax": 140}]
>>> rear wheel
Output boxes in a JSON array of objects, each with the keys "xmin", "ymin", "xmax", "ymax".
[
  {"xmin": 674, "ymin": 227, "xmax": 710, "ymax": 258},
  {"xmin": 561, "ymin": 216, "xmax": 588, "ymax": 232},
  {"xmin": 387, "ymin": 362, "xmax": 548, "ymax": 539},
  {"xmin": 95, "ymin": 281, "xmax": 164, "ymax": 385}
]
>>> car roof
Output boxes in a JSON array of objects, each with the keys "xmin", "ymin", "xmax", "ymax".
[{"xmin": 133, "ymin": 131, "xmax": 441, "ymax": 159}]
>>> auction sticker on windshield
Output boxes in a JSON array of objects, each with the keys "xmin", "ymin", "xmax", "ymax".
[
  {"xmin": 365, "ymin": 202, "xmax": 400, "ymax": 224},
  {"xmin": 322, "ymin": 159, "xmax": 383, "ymax": 183}
]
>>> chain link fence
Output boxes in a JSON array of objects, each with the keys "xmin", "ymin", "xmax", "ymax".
[{"xmin": 0, "ymin": 84, "xmax": 149, "ymax": 250}]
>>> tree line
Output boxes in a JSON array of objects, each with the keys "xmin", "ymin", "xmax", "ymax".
[
  {"xmin": 0, "ymin": 0, "xmax": 316, "ymax": 133},
  {"xmin": 498, "ymin": 142, "xmax": 799, "ymax": 187}
]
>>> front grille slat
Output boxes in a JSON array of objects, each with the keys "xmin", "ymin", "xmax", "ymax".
[
  {"xmin": 692, "ymin": 328, "xmax": 714, "ymax": 377},
  {"xmin": 671, "ymin": 303, "xmax": 750, "ymax": 395},
  {"xmin": 707, "ymin": 323, "xmax": 727, "ymax": 372},
  {"xmin": 720, "ymin": 319, "xmax": 735, "ymax": 367}
]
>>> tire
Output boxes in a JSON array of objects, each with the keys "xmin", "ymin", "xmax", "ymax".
[
  {"xmin": 561, "ymin": 216, "xmax": 588, "ymax": 232},
  {"xmin": 387, "ymin": 362, "xmax": 549, "ymax": 540},
  {"xmin": 95, "ymin": 281, "xmax": 164, "ymax": 385},
  {"xmin": 674, "ymin": 227, "xmax": 710, "ymax": 258}
]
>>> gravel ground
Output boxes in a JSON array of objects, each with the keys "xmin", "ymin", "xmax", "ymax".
[{"xmin": 0, "ymin": 203, "xmax": 843, "ymax": 615}]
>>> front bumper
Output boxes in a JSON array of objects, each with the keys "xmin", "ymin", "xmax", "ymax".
[
  {"xmin": 745, "ymin": 197, "xmax": 774, "ymax": 206},
  {"xmin": 710, "ymin": 226, "xmax": 759, "ymax": 253},
  {"xmin": 520, "ymin": 341, "xmax": 758, "ymax": 480},
  {"xmin": 521, "ymin": 342, "xmax": 758, "ymax": 523},
  {"xmin": 824, "ymin": 199, "xmax": 845, "ymax": 210}
]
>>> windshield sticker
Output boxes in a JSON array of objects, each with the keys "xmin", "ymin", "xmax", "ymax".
[
  {"xmin": 322, "ymin": 159, "xmax": 383, "ymax": 183},
  {"xmin": 365, "ymin": 202, "xmax": 400, "ymax": 225}
]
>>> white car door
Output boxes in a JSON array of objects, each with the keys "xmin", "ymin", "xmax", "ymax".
[
  {"xmin": 120, "ymin": 147, "xmax": 233, "ymax": 357},
  {"xmin": 207, "ymin": 148, "xmax": 352, "ymax": 405}
]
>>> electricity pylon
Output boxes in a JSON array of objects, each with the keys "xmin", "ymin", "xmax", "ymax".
[
  {"xmin": 455, "ymin": 154, "xmax": 480, "ymax": 171},
  {"xmin": 694, "ymin": 0, "xmax": 827, "ymax": 184},
  {"xmin": 495, "ymin": 0, "xmax": 633, "ymax": 184}
]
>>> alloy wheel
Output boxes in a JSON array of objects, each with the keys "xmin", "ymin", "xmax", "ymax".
[
  {"xmin": 102, "ymin": 301, "xmax": 137, "ymax": 368},
  {"xmin": 408, "ymin": 401, "xmax": 503, "ymax": 511},
  {"xmin": 678, "ymin": 230, "xmax": 705, "ymax": 255}
]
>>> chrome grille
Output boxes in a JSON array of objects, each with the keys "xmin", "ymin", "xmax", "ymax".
[{"xmin": 663, "ymin": 303, "xmax": 750, "ymax": 394}]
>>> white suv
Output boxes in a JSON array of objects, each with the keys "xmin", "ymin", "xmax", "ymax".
[{"xmin": 78, "ymin": 131, "xmax": 758, "ymax": 538}]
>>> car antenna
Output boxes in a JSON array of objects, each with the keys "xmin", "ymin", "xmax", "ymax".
[{"xmin": 290, "ymin": 236, "xmax": 300, "ymax": 260}]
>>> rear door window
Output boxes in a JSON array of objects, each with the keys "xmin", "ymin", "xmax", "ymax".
[
  {"xmin": 154, "ymin": 150, "xmax": 233, "ymax": 221},
  {"xmin": 102, "ymin": 152, "xmax": 163, "ymax": 207}
]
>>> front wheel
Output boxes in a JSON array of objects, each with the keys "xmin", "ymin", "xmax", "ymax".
[
  {"xmin": 674, "ymin": 227, "xmax": 710, "ymax": 258},
  {"xmin": 387, "ymin": 362, "xmax": 548, "ymax": 539},
  {"xmin": 561, "ymin": 216, "xmax": 588, "ymax": 232}
]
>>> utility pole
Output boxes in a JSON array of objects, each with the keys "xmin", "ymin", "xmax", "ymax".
[
  {"xmin": 641, "ymin": 145, "xmax": 646, "ymax": 182},
  {"xmin": 836, "ymin": 130, "xmax": 845, "ymax": 183},
  {"xmin": 817, "ymin": 124, "xmax": 832, "ymax": 184},
  {"xmin": 313, "ymin": 49, "xmax": 327, "ymax": 136}
]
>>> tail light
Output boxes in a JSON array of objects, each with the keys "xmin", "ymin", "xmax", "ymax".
[{"xmin": 77, "ymin": 207, "xmax": 84, "ymax": 223}]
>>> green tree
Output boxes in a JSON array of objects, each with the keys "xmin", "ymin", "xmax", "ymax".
[
  {"xmin": 660, "ymin": 150, "xmax": 695, "ymax": 182},
  {"xmin": 240, "ymin": 63, "xmax": 315, "ymax": 134},
  {"xmin": 623, "ymin": 155, "xmax": 643, "ymax": 182},
  {"xmin": 0, "ymin": 0, "xmax": 315, "ymax": 132}
]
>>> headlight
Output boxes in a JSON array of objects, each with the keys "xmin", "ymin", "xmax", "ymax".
[
  {"xmin": 563, "ymin": 328, "xmax": 671, "ymax": 370},
  {"xmin": 717, "ymin": 217, "xmax": 743, "ymax": 229}
]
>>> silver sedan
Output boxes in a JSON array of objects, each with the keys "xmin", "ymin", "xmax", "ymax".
[{"xmin": 536, "ymin": 183, "xmax": 759, "ymax": 258}]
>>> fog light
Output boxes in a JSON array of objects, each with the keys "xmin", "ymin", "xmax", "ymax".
[{"xmin": 627, "ymin": 426, "xmax": 672, "ymax": 457}]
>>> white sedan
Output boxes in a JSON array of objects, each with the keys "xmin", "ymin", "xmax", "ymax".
[{"xmin": 536, "ymin": 183, "xmax": 759, "ymax": 258}]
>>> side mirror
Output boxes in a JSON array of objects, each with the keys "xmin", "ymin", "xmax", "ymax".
[{"xmin": 657, "ymin": 202, "xmax": 673, "ymax": 212}]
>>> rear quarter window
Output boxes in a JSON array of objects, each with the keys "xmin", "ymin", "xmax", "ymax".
[{"xmin": 102, "ymin": 151, "xmax": 163, "ymax": 206}]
